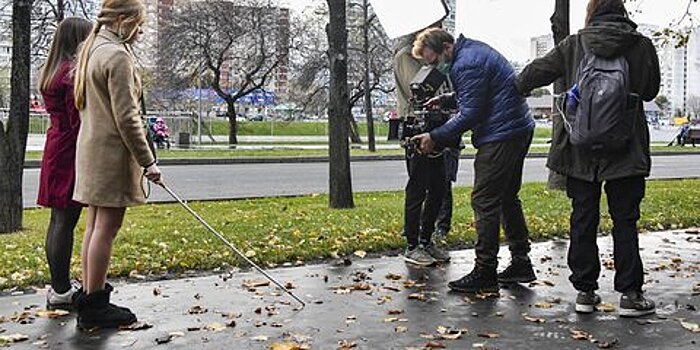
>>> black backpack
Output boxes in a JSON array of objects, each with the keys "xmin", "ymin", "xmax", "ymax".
[{"xmin": 565, "ymin": 43, "xmax": 639, "ymax": 152}]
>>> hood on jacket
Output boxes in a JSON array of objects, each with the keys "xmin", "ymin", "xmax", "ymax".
[{"xmin": 578, "ymin": 14, "xmax": 643, "ymax": 58}]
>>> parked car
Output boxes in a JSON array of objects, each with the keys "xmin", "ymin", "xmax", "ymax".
[{"xmin": 248, "ymin": 114, "xmax": 265, "ymax": 121}]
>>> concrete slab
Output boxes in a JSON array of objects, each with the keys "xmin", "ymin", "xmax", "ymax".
[{"xmin": 0, "ymin": 230, "xmax": 698, "ymax": 349}]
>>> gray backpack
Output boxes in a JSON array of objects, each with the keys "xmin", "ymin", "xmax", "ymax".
[{"xmin": 565, "ymin": 45, "xmax": 637, "ymax": 151}]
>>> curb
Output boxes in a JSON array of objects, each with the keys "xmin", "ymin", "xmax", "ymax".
[{"xmin": 22, "ymin": 151, "xmax": 700, "ymax": 169}]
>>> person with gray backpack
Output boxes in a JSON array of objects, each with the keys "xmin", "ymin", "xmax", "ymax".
[{"xmin": 516, "ymin": 0, "xmax": 660, "ymax": 317}]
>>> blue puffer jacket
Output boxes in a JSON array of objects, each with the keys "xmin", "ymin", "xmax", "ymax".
[{"xmin": 430, "ymin": 35, "xmax": 534, "ymax": 148}]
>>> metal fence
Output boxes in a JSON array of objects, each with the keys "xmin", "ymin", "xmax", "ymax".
[{"xmin": 0, "ymin": 108, "xmax": 199, "ymax": 138}]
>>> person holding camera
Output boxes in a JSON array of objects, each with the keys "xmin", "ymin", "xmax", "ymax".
[
  {"xmin": 394, "ymin": 31, "xmax": 458, "ymax": 267},
  {"xmin": 411, "ymin": 28, "xmax": 536, "ymax": 294},
  {"xmin": 516, "ymin": 0, "xmax": 659, "ymax": 317}
]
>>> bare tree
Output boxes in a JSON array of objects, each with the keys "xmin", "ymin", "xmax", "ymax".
[
  {"xmin": 0, "ymin": 0, "xmax": 31, "ymax": 233},
  {"xmin": 686, "ymin": 95, "xmax": 700, "ymax": 119},
  {"xmin": 30, "ymin": 0, "xmax": 96, "ymax": 64},
  {"xmin": 288, "ymin": 0, "xmax": 393, "ymax": 144},
  {"xmin": 159, "ymin": 0, "xmax": 290, "ymax": 144},
  {"xmin": 327, "ymin": 0, "xmax": 354, "ymax": 209}
]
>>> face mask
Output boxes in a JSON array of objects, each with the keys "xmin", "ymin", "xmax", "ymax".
[{"xmin": 435, "ymin": 60, "xmax": 452, "ymax": 75}]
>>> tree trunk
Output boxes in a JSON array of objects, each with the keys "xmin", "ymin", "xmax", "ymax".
[
  {"xmin": 326, "ymin": 0, "xmax": 354, "ymax": 209},
  {"xmin": 347, "ymin": 110, "xmax": 362, "ymax": 143},
  {"xmin": 57, "ymin": 0, "xmax": 65, "ymax": 22},
  {"xmin": 0, "ymin": 0, "xmax": 31, "ymax": 233},
  {"xmin": 226, "ymin": 100, "xmax": 238, "ymax": 145},
  {"xmin": 547, "ymin": 0, "xmax": 569, "ymax": 191},
  {"xmin": 363, "ymin": 0, "xmax": 375, "ymax": 152}
]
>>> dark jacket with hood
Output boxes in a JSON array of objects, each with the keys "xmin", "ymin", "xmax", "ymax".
[
  {"xmin": 430, "ymin": 35, "xmax": 534, "ymax": 148},
  {"xmin": 516, "ymin": 12, "xmax": 660, "ymax": 183}
]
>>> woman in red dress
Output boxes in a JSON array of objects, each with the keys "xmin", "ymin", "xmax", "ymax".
[{"xmin": 36, "ymin": 17, "xmax": 92, "ymax": 310}]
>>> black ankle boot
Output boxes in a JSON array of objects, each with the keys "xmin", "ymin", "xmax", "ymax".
[
  {"xmin": 497, "ymin": 259, "xmax": 537, "ymax": 284},
  {"xmin": 76, "ymin": 284, "xmax": 136, "ymax": 329},
  {"xmin": 448, "ymin": 266, "xmax": 499, "ymax": 294}
]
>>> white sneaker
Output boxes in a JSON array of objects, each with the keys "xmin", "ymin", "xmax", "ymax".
[{"xmin": 46, "ymin": 281, "xmax": 81, "ymax": 310}]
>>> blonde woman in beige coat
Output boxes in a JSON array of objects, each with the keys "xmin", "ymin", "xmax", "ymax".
[{"xmin": 72, "ymin": 0, "xmax": 161, "ymax": 329}]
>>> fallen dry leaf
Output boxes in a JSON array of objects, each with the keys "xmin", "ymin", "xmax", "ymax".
[
  {"xmin": 337, "ymin": 339, "xmax": 357, "ymax": 349},
  {"xmin": 382, "ymin": 285, "xmax": 400, "ymax": 292},
  {"xmin": 523, "ymin": 315, "xmax": 546, "ymax": 323},
  {"xmin": 153, "ymin": 287, "xmax": 162, "ymax": 296},
  {"xmin": 408, "ymin": 293, "xmax": 427, "ymax": 302},
  {"xmin": 437, "ymin": 326, "xmax": 464, "ymax": 340},
  {"xmin": 270, "ymin": 342, "xmax": 309, "ymax": 350},
  {"xmin": 596, "ymin": 303, "xmax": 616, "ymax": 313},
  {"xmin": 35, "ymin": 309, "xmax": 69, "ymax": 319},
  {"xmin": 387, "ymin": 309, "xmax": 403, "ymax": 315},
  {"xmin": 385, "ymin": 273, "xmax": 402, "ymax": 280},
  {"xmin": 245, "ymin": 250, "xmax": 257, "ymax": 258},
  {"xmin": 243, "ymin": 280, "xmax": 270, "ymax": 289},
  {"xmin": 383, "ymin": 317, "xmax": 399, "ymax": 323},
  {"xmin": 395, "ymin": 326, "xmax": 408, "ymax": 333},
  {"xmin": 570, "ymin": 329, "xmax": 591, "ymax": 340},
  {"xmin": 679, "ymin": 320, "xmax": 700, "ymax": 333},
  {"xmin": 477, "ymin": 332, "xmax": 499, "ymax": 339},
  {"xmin": 534, "ymin": 302, "xmax": 553, "ymax": 309},
  {"xmin": 119, "ymin": 322, "xmax": 154, "ymax": 331},
  {"xmin": 0, "ymin": 333, "xmax": 29, "ymax": 343},
  {"xmin": 528, "ymin": 280, "xmax": 555, "ymax": 287},
  {"xmin": 205, "ymin": 322, "xmax": 227, "ymax": 332},
  {"xmin": 187, "ymin": 305, "xmax": 208, "ymax": 315},
  {"xmin": 11, "ymin": 311, "xmax": 34, "ymax": 324},
  {"xmin": 353, "ymin": 250, "xmax": 367, "ymax": 259}
]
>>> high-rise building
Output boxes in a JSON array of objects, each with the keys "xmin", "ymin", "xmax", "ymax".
[
  {"xmin": 530, "ymin": 34, "xmax": 554, "ymax": 61},
  {"xmin": 646, "ymin": 24, "xmax": 700, "ymax": 115},
  {"xmin": 443, "ymin": 0, "xmax": 456, "ymax": 35}
]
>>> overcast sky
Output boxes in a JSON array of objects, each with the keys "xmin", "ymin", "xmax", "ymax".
[{"xmin": 283, "ymin": 0, "xmax": 699, "ymax": 61}]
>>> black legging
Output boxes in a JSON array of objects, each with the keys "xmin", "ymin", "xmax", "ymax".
[{"xmin": 45, "ymin": 207, "xmax": 82, "ymax": 293}]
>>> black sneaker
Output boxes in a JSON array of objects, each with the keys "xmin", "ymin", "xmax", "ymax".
[
  {"xmin": 497, "ymin": 259, "xmax": 537, "ymax": 284},
  {"xmin": 424, "ymin": 243, "xmax": 451, "ymax": 263},
  {"xmin": 76, "ymin": 285, "xmax": 137, "ymax": 329},
  {"xmin": 448, "ymin": 267, "xmax": 499, "ymax": 294},
  {"xmin": 575, "ymin": 291, "xmax": 602, "ymax": 314},
  {"xmin": 619, "ymin": 291, "xmax": 656, "ymax": 318}
]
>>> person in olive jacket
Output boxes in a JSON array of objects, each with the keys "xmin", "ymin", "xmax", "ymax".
[{"xmin": 516, "ymin": 0, "xmax": 660, "ymax": 317}]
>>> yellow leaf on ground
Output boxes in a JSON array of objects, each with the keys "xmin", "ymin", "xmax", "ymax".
[
  {"xmin": 353, "ymin": 250, "xmax": 367, "ymax": 258},
  {"xmin": 35, "ymin": 309, "xmax": 70, "ymax": 318}
]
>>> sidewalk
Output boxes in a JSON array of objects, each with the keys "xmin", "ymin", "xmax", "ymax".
[{"xmin": 1, "ymin": 230, "xmax": 698, "ymax": 349}]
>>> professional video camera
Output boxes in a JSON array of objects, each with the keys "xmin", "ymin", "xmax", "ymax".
[{"xmin": 400, "ymin": 65, "xmax": 451, "ymax": 156}]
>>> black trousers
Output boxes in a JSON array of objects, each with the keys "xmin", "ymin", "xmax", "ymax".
[
  {"xmin": 435, "ymin": 147, "xmax": 461, "ymax": 233},
  {"xmin": 404, "ymin": 154, "xmax": 447, "ymax": 247},
  {"xmin": 566, "ymin": 176, "xmax": 646, "ymax": 293},
  {"xmin": 472, "ymin": 131, "xmax": 533, "ymax": 270}
]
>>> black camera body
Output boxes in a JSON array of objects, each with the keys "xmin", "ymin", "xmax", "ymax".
[{"xmin": 400, "ymin": 65, "xmax": 451, "ymax": 155}]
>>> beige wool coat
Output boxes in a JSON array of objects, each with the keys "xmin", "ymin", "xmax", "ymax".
[{"xmin": 73, "ymin": 29, "xmax": 155, "ymax": 207}]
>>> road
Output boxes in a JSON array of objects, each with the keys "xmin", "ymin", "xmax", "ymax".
[{"xmin": 21, "ymin": 154, "xmax": 700, "ymax": 208}]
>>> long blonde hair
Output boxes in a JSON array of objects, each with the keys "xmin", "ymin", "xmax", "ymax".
[
  {"xmin": 74, "ymin": 0, "xmax": 145, "ymax": 110},
  {"xmin": 38, "ymin": 17, "xmax": 92, "ymax": 93}
]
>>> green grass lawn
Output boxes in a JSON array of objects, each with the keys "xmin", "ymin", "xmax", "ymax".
[
  {"xmin": 209, "ymin": 122, "xmax": 554, "ymax": 138},
  {"xmin": 1, "ymin": 180, "xmax": 698, "ymax": 289}
]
